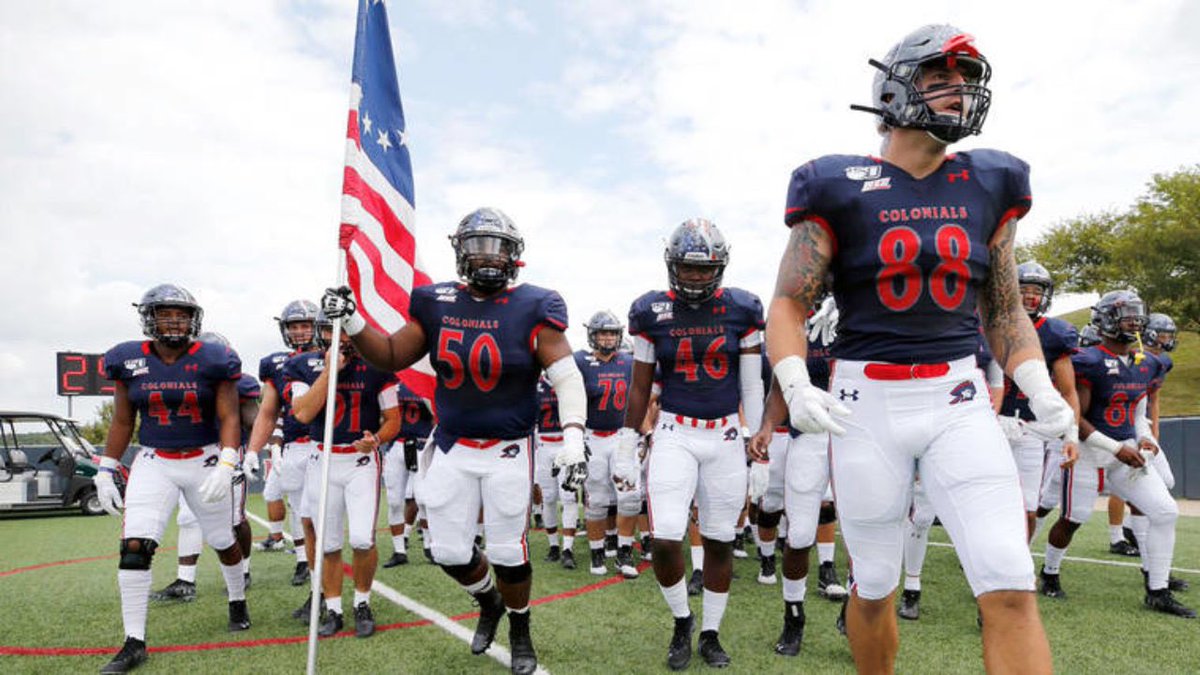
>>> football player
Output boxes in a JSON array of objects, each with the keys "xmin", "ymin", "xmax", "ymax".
[
  {"xmin": 617, "ymin": 218, "xmax": 765, "ymax": 670},
  {"xmin": 534, "ymin": 375, "xmax": 581, "ymax": 569},
  {"xmin": 381, "ymin": 381, "xmax": 434, "ymax": 568},
  {"xmin": 322, "ymin": 207, "xmax": 589, "ymax": 675},
  {"xmin": 94, "ymin": 285, "xmax": 250, "ymax": 674},
  {"xmin": 288, "ymin": 311, "xmax": 400, "ymax": 637},
  {"xmin": 576, "ymin": 310, "xmax": 639, "ymax": 578},
  {"xmin": 768, "ymin": 25, "xmax": 1077, "ymax": 672}
]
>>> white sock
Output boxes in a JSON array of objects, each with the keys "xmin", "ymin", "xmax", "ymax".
[
  {"xmin": 701, "ymin": 590, "xmax": 728, "ymax": 632},
  {"xmin": 760, "ymin": 540, "xmax": 776, "ymax": 558},
  {"xmin": 1043, "ymin": 544, "xmax": 1067, "ymax": 574},
  {"xmin": 659, "ymin": 579, "xmax": 690, "ymax": 619},
  {"xmin": 1109, "ymin": 524, "xmax": 1125, "ymax": 545},
  {"xmin": 904, "ymin": 574, "xmax": 921, "ymax": 592},
  {"xmin": 177, "ymin": 563, "xmax": 197, "ymax": 584},
  {"xmin": 589, "ymin": 539, "xmax": 605, "ymax": 551},
  {"xmin": 327, "ymin": 594, "xmax": 343, "ymax": 616},
  {"xmin": 546, "ymin": 530, "xmax": 559, "ymax": 547},
  {"xmin": 353, "ymin": 589, "xmax": 370, "ymax": 607},
  {"xmin": 690, "ymin": 545, "xmax": 704, "ymax": 572},
  {"xmin": 295, "ymin": 543, "xmax": 308, "ymax": 564},
  {"xmin": 220, "ymin": 562, "xmax": 246, "ymax": 601},
  {"xmin": 269, "ymin": 520, "xmax": 283, "ymax": 536},
  {"xmin": 618, "ymin": 535, "xmax": 635, "ymax": 548},
  {"xmin": 782, "ymin": 575, "xmax": 807, "ymax": 603},
  {"xmin": 562, "ymin": 535, "xmax": 575, "ymax": 550},
  {"xmin": 118, "ymin": 569, "xmax": 152, "ymax": 641},
  {"xmin": 392, "ymin": 534, "xmax": 405, "ymax": 553},
  {"xmin": 817, "ymin": 542, "xmax": 835, "ymax": 565},
  {"xmin": 606, "ymin": 528, "xmax": 617, "ymax": 539}
]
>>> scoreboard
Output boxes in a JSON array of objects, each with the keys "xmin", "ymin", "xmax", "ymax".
[{"xmin": 55, "ymin": 352, "xmax": 115, "ymax": 396}]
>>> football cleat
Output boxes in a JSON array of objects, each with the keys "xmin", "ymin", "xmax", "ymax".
[
  {"xmin": 590, "ymin": 548, "xmax": 607, "ymax": 575},
  {"xmin": 1145, "ymin": 589, "xmax": 1197, "ymax": 618},
  {"xmin": 228, "ymin": 599, "xmax": 251, "ymax": 632},
  {"xmin": 255, "ymin": 536, "xmax": 290, "ymax": 552},
  {"xmin": 698, "ymin": 629, "xmax": 731, "ymax": 668},
  {"xmin": 382, "ymin": 551, "xmax": 409, "ymax": 568},
  {"xmin": 423, "ymin": 547, "xmax": 435, "ymax": 564},
  {"xmin": 641, "ymin": 535, "xmax": 654, "ymax": 562},
  {"xmin": 543, "ymin": 545, "xmax": 561, "ymax": 563},
  {"xmin": 757, "ymin": 553, "xmax": 777, "ymax": 585},
  {"xmin": 686, "ymin": 569, "xmax": 704, "ymax": 597},
  {"xmin": 617, "ymin": 546, "xmax": 639, "ymax": 579},
  {"xmin": 898, "ymin": 589, "xmax": 921, "ymax": 621},
  {"xmin": 243, "ymin": 572, "xmax": 252, "ymax": 590},
  {"xmin": 818, "ymin": 562, "xmax": 848, "ymax": 600},
  {"xmin": 150, "ymin": 578, "xmax": 196, "ymax": 603},
  {"xmin": 292, "ymin": 593, "xmax": 324, "ymax": 621},
  {"xmin": 732, "ymin": 533, "xmax": 748, "ymax": 559},
  {"xmin": 1039, "ymin": 568, "xmax": 1067, "ymax": 599},
  {"xmin": 667, "ymin": 613, "xmax": 694, "ymax": 671},
  {"xmin": 605, "ymin": 534, "xmax": 618, "ymax": 559},
  {"xmin": 1109, "ymin": 540, "xmax": 1139, "ymax": 557},
  {"xmin": 318, "ymin": 610, "xmax": 344, "ymax": 637},
  {"xmin": 290, "ymin": 561, "xmax": 310, "ymax": 586},
  {"xmin": 471, "ymin": 588, "xmax": 506, "ymax": 654},
  {"xmin": 508, "ymin": 611, "xmax": 538, "ymax": 675},
  {"xmin": 560, "ymin": 549, "xmax": 576, "ymax": 570},
  {"xmin": 532, "ymin": 513, "xmax": 545, "ymax": 530},
  {"xmin": 1143, "ymin": 569, "xmax": 1191, "ymax": 593},
  {"xmin": 100, "ymin": 636, "xmax": 147, "ymax": 674},
  {"xmin": 354, "ymin": 602, "xmax": 376, "ymax": 638},
  {"xmin": 774, "ymin": 601, "xmax": 805, "ymax": 656}
]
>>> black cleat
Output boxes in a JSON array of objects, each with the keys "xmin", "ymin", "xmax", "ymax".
[
  {"xmin": 590, "ymin": 548, "xmax": 607, "ymax": 575},
  {"xmin": 732, "ymin": 533, "xmax": 748, "ymax": 559},
  {"xmin": 757, "ymin": 552, "xmax": 777, "ymax": 585},
  {"xmin": 616, "ymin": 546, "xmax": 639, "ymax": 579},
  {"xmin": 471, "ymin": 587, "xmax": 505, "ymax": 655},
  {"xmin": 292, "ymin": 593, "xmax": 325, "ymax": 621},
  {"xmin": 228, "ymin": 599, "xmax": 251, "ymax": 632},
  {"xmin": 898, "ymin": 589, "xmax": 921, "ymax": 620},
  {"xmin": 423, "ymin": 547, "xmax": 435, "ymax": 564},
  {"xmin": 100, "ymin": 636, "xmax": 147, "ymax": 674},
  {"xmin": 560, "ymin": 549, "xmax": 576, "ymax": 570},
  {"xmin": 543, "ymin": 545, "xmax": 561, "ymax": 563},
  {"xmin": 1109, "ymin": 540, "xmax": 1140, "ymax": 557},
  {"xmin": 318, "ymin": 610, "xmax": 344, "ymax": 637},
  {"xmin": 508, "ymin": 610, "xmax": 538, "ymax": 675},
  {"xmin": 1143, "ymin": 569, "xmax": 1192, "ymax": 593},
  {"xmin": 818, "ymin": 561, "xmax": 848, "ymax": 600},
  {"xmin": 774, "ymin": 601, "xmax": 805, "ymax": 656},
  {"xmin": 698, "ymin": 630, "xmax": 731, "ymax": 668},
  {"xmin": 150, "ymin": 578, "xmax": 195, "ymax": 603},
  {"xmin": 1124, "ymin": 526, "xmax": 1138, "ymax": 550},
  {"xmin": 290, "ymin": 561, "xmax": 310, "ymax": 586},
  {"xmin": 1145, "ymin": 588, "xmax": 1197, "ymax": 618},
  {"xmin": 641, "ymin": 535, "xmax": 654, "ymax": 562},
  {"xmin": 1039, "ymin": 568, "xmax": 1066, "ymax": 599},
  {"xmin": 533, "ymin": 513, "xmax": 544, "ymax": 530},
  {"xmin": 382, "ymin": 551, "xmax": 409, "ymax": 568},
  {"xmin": 255, "ymin": 536, "xmax": 289, "ymax": 552},
  {"xmin": 687, "ymin": 569, "xmax": 704, "ymax": 597},
  {"xmin": 354, "ymin": 602, "xmax": 376, "ymax": 638},
  {"xmin": 667, "ymin": 614, "xmax": 694, "ymax": 671},
  {"xmin": 836, "ymin": 597, "xmax": 848, "ymax": 637},
  {"xmin": 605, "ymin": 534, "xmax": 618, "ymax": 558}
]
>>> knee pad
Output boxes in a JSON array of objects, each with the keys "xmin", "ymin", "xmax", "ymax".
[
  {"xmin": 118, "ymin": 538, "xmax": 158, "ymax": 570},
  {"xmin": 493, "ymin": 562, "xmax": 532, "ymax": 585},
  {"xmin": 440, "ymin": 546, "xmax": 483, "ymax": 578},
  {"xmin": 818, "ymin": 503, "xmax": 837, "ymax": 525},
  {"xmin": 757, "ymin": 509, "xmax": 783, "ymax": 529},
  {"xmin": 585, "ymin": 504, "xmax": 608, "ymax": 521}
]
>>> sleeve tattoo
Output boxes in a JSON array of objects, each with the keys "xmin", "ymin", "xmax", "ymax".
[
  {"xmin": 980, "ymin": 219, "xmax": 1041, "ymax": 368},
  {"xmin": 773, "ymin": 221, "xmax": 830, "ymax": 309}
]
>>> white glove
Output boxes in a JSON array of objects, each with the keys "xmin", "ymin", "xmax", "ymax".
[
  {"xmin": 996, "ymin": 415, "xmax": 1024, "ymax": 441},
  {"xmin": 266, "ymin": 442, "xmax": 282, "ymax": 472},
  {"xmin": 243, "ymin": 450, "xmax": 261, "ymax": 480},
  {"xmin": 321, "ymin": 286, "xmax": 366, "ymax": 336},
  {"xmin": 806, "ymin": 296, "xmax": 839, "ymax": 347},
  {"xmin": 775, "ymin": 356, "xmax": 850, "ymax": 436},
  {"xmin": 612, "ymin": 428, "xmax": 640, "ymax": 491},
  {"xmin": 199, "ymin": 447, "xmax": 240, "ymax": 503},
  {"xmin": 94, "ymin": 456, "xmax": 124, "ymax": 517},
  {"xmin": 553, "ymin": 427, "xmax": 589, "ymax": 492},
  {"xmin": 1012, "ymin": 361, "xmax": 1074, "ymax": 440},
  {"xmin": 747, "ymin": 460, "xmax": 770, "ymax": 501}
]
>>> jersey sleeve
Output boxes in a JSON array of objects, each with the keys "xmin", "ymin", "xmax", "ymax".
[
  {"xmin": 731, "ymin": 289, "xmax": 766, "ymax": 347},
  {"xmin": 1070, "ymin": 350, "xmax": 1100, "ymax": 390},
  {"xmin": 1047, "ymin": 321, "xmax": 1078, "ymax": 362},
  {"xmin": 784, "ymin": 160, "xmax": 822, "ymax": 227},
  {"xmin": 536, "ymin": 290, "xmax": 569, "ymax": 332},
  {"xmin": 238, "ymin": 375, "xmax": 261, "ymax": 401},
  {"xmin": 408, "ymin": 286, "xmax": 436, "ymax": 350},
  {"xmin": 257, "ymin": 355, "xmax": 275, "ymax": 383},
  {"xmin": 202, "ymin": 343, "xmax": 242, "ymax": 381},
  {"xmin": 1004, "ymin": 154, "xmax": 1033, "ymax": 219},
  {"xmin": 102, "ymin": 343, "xmax": 134, "ymax": 381},
  {"xmin": 627, "ymin": 293, "xmax": 655, "ymax": 339}
]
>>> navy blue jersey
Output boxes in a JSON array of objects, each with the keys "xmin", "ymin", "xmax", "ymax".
[
  {"xmin": 808, "ymin": 333, "xmax": 833, "ymax": 392},
  {"xmin": 536, "ymin": 378, "xmax": 561, "ymax": 435},
  {"xmin": 785, "ymin": 150, "xmax": 1031, "ymax": 363},
  {"xmin": 410, "ymin": 282, "xmax": 568, "ymax": 447},
  {"xmin": 236, "ymin": 374, "xmax": 261, "ymax": 446},
  {"xmin": 261, "ymin": 350, "xmax": 312, "ymax": 443},
  {"xmin": 999, "ymin": 316, "xmax": 1078, "ymax": 420},
  {"xmin": 629, "ymin": 287, "xmax": 764, "ymax": 419},
  {"xmin": 1147, "ymin": 351, "xmax": 1174, "ymax": 390},
  {"xmin": 575, "ymin": 350, "xmax": 634, "ymax": 432},
  {"xmin": 395, "ymin": 380, "xmax": 434, "ymax": 441},
  {"xmin": 283, "ymin": 352, "xmax": 398, "ymax": 445},
  {"xmin": 104, "ymin": 340, "xmax": 241, "ymax": 449},
  {"xmin": 1073, "ymin": 346, "xmax": 1161, "ymax": 440}
]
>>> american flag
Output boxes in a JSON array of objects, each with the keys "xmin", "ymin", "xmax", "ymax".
[{"xmin": 339, "ymin": 0, "xmax": 435, "ymax": 400}]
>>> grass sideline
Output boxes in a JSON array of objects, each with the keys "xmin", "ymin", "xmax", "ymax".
[{"xmin": 2, "ymin": 496, "xmax": 1199, "ymax": 674}]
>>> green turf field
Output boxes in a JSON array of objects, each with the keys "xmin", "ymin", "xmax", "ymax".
[{"xmin": 2, "ymin": 496, "xmax": 1198, "ymax": 674}]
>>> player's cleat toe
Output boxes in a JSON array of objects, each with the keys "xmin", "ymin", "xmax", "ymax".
[
  {"xmin": 1170, "ymin": 576, "xmax": 1190, "ymax": 592},
  {"xmin": 150, "ymin": 578, "xmax": 195, "ymax": 603},
  {"xmin": 354, "ymin": 602, "xmax": 375, "ymax": 638},
  {"xmin": 641, "ymin": 536, "xmax": 654, "ymax": 561},
  {"xmin": 617, "ymin": 546, "xmax": 639, "ymax": 579},
  {"xmin": 774, "ymin": 601, "xmax": 805, "ymax": 656},
  {"xmin": 757, "ymin": 553, "xmax": 777, "ymax": 585},
  {"xmin": 698, "ymin": 630, "xmax": 731, "ymax": 668},
  {"xmin": 318, "ymin": 610, "xmax": 343, "ymax": 637},
  {"xmin": 898, "ymin": 589, "xmax": 921, "ymax": 620},
  {"xmin": 382, "ymin": 552, "xmax": 408, "ymax": 568},
  {"xmin": 732, "ymin": 533, "xmax": 748, "ymax": 559},
  {"xmin": 471, "ymin": 588, "xmax": 505, "ymax": 655},
  {"xmin": 543, "ymin": 545, "xmax": 560, "ymax": 563},
  {"xmin": 292, "ymin": 593, "xmax": 324, "ymax": 621},
  {"xmin": 560, "ymin": 549, "xmax": 576, "ymax": 570},
  {"xmin": 1039, "ymin": 568, "xmax": 1066, "ymax": 599},
  {"xmin": 589, "ymin": 548, "xmax": 607, "ymax": 575},
  {"xmin": 290, "ymin": 561, "xmax": 310, "ymax": 586},
  {"xmin": 667, "ymin": 613, "xmax": 694, "ymax": 671},
  {"xmin": 604, "ymin": 534, "xmax": 618, "ymax": 558},
  {"xmin": 1123, "ymin": 526, "xmax": 1138, "ymax": 550},
  {"xmin": 508, "ymin": 611, "xmax": 538, "ymax": 675},
  {"xmin": 255, "ymin": 537, "xmax": 289, "ymax": 552},
  {"xmin": 100, "ymin": 636, "xmax": 147, "ymax": 674},
  {"xmin": 1109, "ymin": 540, "xmax": 1139, "ymax": 557},
  {"xmin": 818, "ymin": 561, "xmax": 848, "ymax": 600},
  {"xmin": 687, "ymin": 569, "xmax": 704, "ymax": 596},
  {"xmin": 228, "ymin": 599, "xmax": 251, "ymax": 632},
  {"xmin": 1145, "ymin": 589, "xmax": 1197, "ymax": 618}
]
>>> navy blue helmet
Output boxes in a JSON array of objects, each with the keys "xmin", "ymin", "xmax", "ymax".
[
  {"xmin": 1145, "ymin": 313, "xmax": 1177, "ymax": 352},
  {"xmin": 1092, "ymin": 290, "xmax": 1146, "ymax": 344},
  {"xmin": 665, "ymin": 218, "xmax": 729, "ymax": 304},
  {"xmin": 275, "ymin": 299, "xmax": 319, "ymax": 350},
  {"xmin": 585, "ymin": 310, "xmax": 624, "ymax": 354},
  {"xmin": 450, "ymin": 207, "xmax": 524, "ymax": 293},
  {"xmin": 1017, "ymin": 261, "xmax": 1054, "ymax": 318},
  {"xmin": 137, "ymin": 283, "xmax": 203, "ymax": 348}
]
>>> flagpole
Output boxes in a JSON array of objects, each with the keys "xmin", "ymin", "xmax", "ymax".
[{"xmin": 305, "ymin": 251, "xmax": 347, "ymax": 675}]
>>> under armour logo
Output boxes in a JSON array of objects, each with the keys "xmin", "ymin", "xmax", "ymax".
[
  {"xmin": 499, "ymin": 444, "xmax": 520, "ymax": 459},
  {"xmin": 660, "ymin": 422, "xmax": 675, "ymax": 432},
  {"xmin": 184, "ymin": 364, "xmax": 199, "ymax": 372},
  {"xmin": 949, "ymin": 380, "xmax": 977, "ymax": 405},
  {"xmin": 712, "ymin": 306, "xmax": 727, "ymax": 315},
  {"xmin": 947, "ymin": 169, "xmax": 970, "ymax": 183},
  {"xmin": 356, "ymin": 455, "xmax": 371, "ymax": 467},
  {"xmin": 839, "ymin": 389, "xmax": 859, "ymax": 401},
  {"xmin": 494, "ymin": 297, "xmax": 509, "ymax": 305},
  {"xmin": 203, "ymin": 455, "xmax": 219, "ymax": 468}
]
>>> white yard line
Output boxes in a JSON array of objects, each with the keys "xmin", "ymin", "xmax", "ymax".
[
  {"xmin": 927, "ymin": 541, "xmax": 1200, "ymax": 574},
  {"xmin": 245, "ymin": 510, "xmax": 550, "ymax": 674}
]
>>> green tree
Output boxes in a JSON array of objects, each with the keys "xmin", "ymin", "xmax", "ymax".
[{"xmin": 80, "ymin": 400, "xmax": 138, "ymax": 445}]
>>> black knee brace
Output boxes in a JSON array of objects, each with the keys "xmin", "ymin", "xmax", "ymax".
[
  {"xmin": 118, "ymin": 538, "xmax": 158, "ymax": 570},
  {"xmin": 818, "ymin": 503, "xmax": 837, "ymax": 525},
  {"xmin": 757, "ymin": 509, "xmax": 783, "ymax": 529},
  {"xmin": 440, "ymin": 546, "xmax": 483, "ymax": 578},
  {"xmin": 607, "ymin": 505, "xmax": 618, "ymax": 518},
  {"xmin": 493, "ymin": 562, "xmax": 532, "ymax": 585},
  {"xmin": 640, "ymin": 500, "xmax": 648, "ymax": 516}
]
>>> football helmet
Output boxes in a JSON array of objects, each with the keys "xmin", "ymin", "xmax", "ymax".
[
  {"xmin": 313, "ymin": 310, "xmax": 336, "ymax": 350},
  {"xmin": 197, "ymin": 331, "xmax": 230, "ymax": 348},
  {"xmin": 275, "ymin": 299, "xmax": 319, "ymax": 350},
  {"xmin": 1092, "ymin": 290, "xmax": 1146, "ymax": 344},
  {"xmin": 585, "ymin": 310, "xmax": 624, "ymax": 355},
  {"xmin": 1145, "ymin": 313, "xmax": 1177, "ymax": 352},
  {"xmin": 665, "ymin": 218, "xmax": 729, "ymax": 304},
  {"xmin": 1078, "ymin": 324, "xmax": 1101, "ymax": 348},
  {"xmin": 449, "ymin": 207, "xmax": 524, "ymax": 293},
  {"xmin": 137, "ymin": 283, "xmax": 203, "ymax": 348},
  {"xmin": 1017, "ymin": 261, "xmax": 1054, "ymax": 319},
  {"xmin": 853, "ymin": 24, "xmax": 992, "ymax": 144}
]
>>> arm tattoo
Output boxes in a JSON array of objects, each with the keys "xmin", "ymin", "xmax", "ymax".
[
  {"xmin": 773, "ymin": 221, "xmax": 830, "ymax": 310},
  {"xmin": 981, "ymin": 219, "xmax": 1040, "ymax": 368}
]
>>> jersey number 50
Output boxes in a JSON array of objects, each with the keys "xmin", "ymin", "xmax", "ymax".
[
  {"xmin": 438, "ymin": 329, "xmax": 502, "ymax": 392},
  {"xmin": 876, "ymin": 224, "xmax": 971, "ymax": 312}
]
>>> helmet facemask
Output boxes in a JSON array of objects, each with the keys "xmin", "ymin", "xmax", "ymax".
[
  {"xmin": 1095, "ymin": 296, "xmax": 1147, "ymax": 344},
  {"xmin": 144, "ymin": 305, "xmax": 200, "ymax": 349},
  {"xmin": 456, "ymin": 234, "xmax": 521, "ymax": 293}
]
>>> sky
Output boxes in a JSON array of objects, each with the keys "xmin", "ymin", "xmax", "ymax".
[{"xmin": 2, "ymin": 0, "xmax": 1197, "ymax": 424}]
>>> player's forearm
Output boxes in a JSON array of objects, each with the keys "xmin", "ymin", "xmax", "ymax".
[
  {"xmin": 756, "ymin": 380, "xmax": 787, "ymax": 433},
  {"xmin": 767, "ymin": 221, "xmax": 830, "ymax": 364},
  {"xmin": 217, "ymin": 384, "xmax": 242, "ymax": 449},
  {"xmin": 104, "ymin": 418, "xmax": 134, "ymax": 459},
  {"xmin": 766, "ymin": 297, "xmax": 810, "ymax": 364},
  {"xmin": 980, "ymin": 221, "xmax": 1042, "ymax": 371},
  {"xmin": 247, "ymin": 400, "xmax": 282, "ymax": 453},
  {"xmin": 376, "ymin": 414, "xmax": 401, "ymax": 445},
  {"xmin": 292, "ymin": 371, "xmax": 329, "ymax": 424}
]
